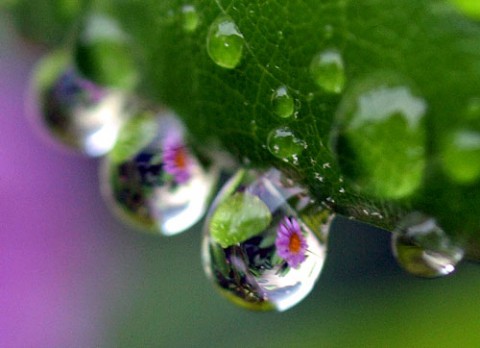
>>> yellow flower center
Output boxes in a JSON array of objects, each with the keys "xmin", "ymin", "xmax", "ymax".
[
  {"xmin": 174, "ymin": 147, "xmax": 187, "ymax": 169},
  {"xmin": 289, "ymin": 233, "xmax": 302, "ymax": 253}
]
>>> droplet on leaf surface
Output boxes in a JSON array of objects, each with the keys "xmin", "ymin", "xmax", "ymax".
[
  {"xmin": 267, "ymin": 126, "xmax": 307, "ymax": 163},
  {"xmin": 28, "ymin": 50, "xmax": 129, "ymax": 157},
  {"xmin": 206, "ymin": 15, "xmax": 244, "ymax": 69},
  {"xmin": 440, "ymin": 99, "xmax": 480, "ymax": 184},
  {"xmin": 202, "ymin": 169, "xmax": 332, "ymax": 311},
  {"xmin": 101, "ymin": 112, "xmax": 218, "ymax": 236},
  {"xmin": 310, "ymin": 49, "xmax": 346, "ymax": 94},
  {"xmin": 181, "ymin": 5, "xmax": 200, "ymax": 32},
  {"xmin": 391, "ymin": 213, "xmax": 464, "ymax": 278},
  {"xmin": 271, "ymin": 86, "xmax": 295, "ymax": 119},
  {"xmin": 332, "ymin": 76, "xmax": 427, "ymax": 199}
]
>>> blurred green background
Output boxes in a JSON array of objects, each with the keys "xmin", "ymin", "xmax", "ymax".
[{"xmin": 1, "ymin": 10, "xmax": 480, "ymax": 348}]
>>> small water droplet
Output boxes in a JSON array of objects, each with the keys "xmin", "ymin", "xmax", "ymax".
[
  {"xmin": 332, "ymin": 75, "xmax": 427, "ymax": 199},
  {"xmin": 392, "ymin": 213, "xmax": 464, "ymax": 278},
  {"xmin": 324, "ymin": 24, "xmax": 334, "ymax": 39},
  {"xmin": 267, "ymin": 126, "xmax": 306, "ymax": 163},
  {"xmin": 440, "ymin": 99, "xmax": 480, "ymax": 184},
  {"xmin": 202, "ymin": 169, "xmax": 332, "ymax": 311},
  {"xmin": 207, "ymin": 15, "xmax": 244, "ymax": 69},
  {"xmin": 441, "ymin": 129, "xmax": 480, "ymax": 184},
  {"xmin": 181, "ymin": 5, "xmax": 200, "ymax": 32},
  {"xmin": 271, "ymin": 86, "xmax": 295, "ymax": 118},
  {"xmin": 101, "ymin": 112, "xmax": 218, "ymax": 236},
  {"xmin": 310, "ymin": 48, "xmax": 345, "ymax": 94},
  {"xmin": 27, "ymin": 50, "xmax": 129, "ymax": 157}
]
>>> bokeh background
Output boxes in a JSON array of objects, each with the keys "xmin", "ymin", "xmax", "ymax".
[{"xmin": 1, "ymin": 11, "xmax": 480, "ymax": 348}]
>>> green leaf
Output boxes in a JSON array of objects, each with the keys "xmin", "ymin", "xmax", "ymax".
[
  {"xmin": 9, "ymin": 0, "xmax": 480, "ymax": 253},
  {"xmin": 210, "ymin": 192, "xmax": 272, "ymax": 248}
]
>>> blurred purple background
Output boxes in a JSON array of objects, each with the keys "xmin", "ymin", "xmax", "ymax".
[{"xmin": 0, "ymin": 20, "xmax": 118, "ymax": 347}]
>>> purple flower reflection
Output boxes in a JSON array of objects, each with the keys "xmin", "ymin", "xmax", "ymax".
[
  {"xmin": 275, "ymin": 216, "xmax": 308, "ymax": 269},
  {"xmin": 162, "ymin": 135, "xmax": 191, "ymax": 184}
]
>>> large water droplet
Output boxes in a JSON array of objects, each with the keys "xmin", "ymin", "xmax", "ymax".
[
  {"xmin": 310, "ymin": 49, "xmax": 345, "ymax": 94},
  {"xmin": 181, "ymin": 5, "xmax": 200, "ymax": 32},
  {"xmin": 271, "ymin": 86, "xmax": 295, "ymax": 118},
  {"xmin": 202, "ymin": 169, "xmax": 331, "ymax": 311},
  {"xmin": 27, "ymin": 50, "xmax": 129, "ymax": 157},
  {"xmin": 440, "ymin": 99, "xmax": 480, "ymax": 184},
  {"xmin": 267, "ymin": 126, "xmax": 306, "ymax": 163},
  {"xmin": 101, "ymin": 112, "xmax": 218, "ymax": 236},
  {"xmin": 332, "ymin": 76, "xmax": 427, "ymax": 199},
  {"xmin": 206, "ymin": 15, "xmax": 244, "ymax": 69},
  {"xmin": 74, "ymin": 14, "xmax": 138, "ymax": 89},
  {"xmin": 391, "ymin": 213, "xmax": 464, "ymax": 278}
]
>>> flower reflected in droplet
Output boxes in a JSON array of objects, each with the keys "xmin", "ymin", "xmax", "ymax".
[
  {"xmin": 162, "ymin": 135, "xmax": 191, "ymax": 184},
  {"xmin": 276, "ymin": 216, "xmax": 308, "ymax": 268}
]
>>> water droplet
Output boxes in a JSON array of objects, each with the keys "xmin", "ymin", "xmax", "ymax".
[
  {"xmin": 202, "ymin": 169, "xmax": 332, "ymax": 311},
  {"xmin": 440, "ymin": 99, "xmax": 480, "ymax": 184},
  {"xmin": 310, "ymin": 48, "xmax": 345, "ymax": 94},
  {"xmin": 181, "ymin": 5, "xmax": 200, "ymax": 32},
  {"xmin": 271, "ymin": 86, "xmax": 295, "ymax": 119},
  {"xmin": 267, "ymin": 126, "xmax": 306, "ymax": 163},
  {"xmin": 441, "ymin": 129, "xmax": 480, "ymax": 184},
  {"xmin": 332, "ymin": 75, "xmax": 427, "ymax": 199},
  {"xmin": 27, "ymin": 50, "xmax": 129, "ymax": 157},
  {"xmin": 206, "ymin": 15, "xmax": 244, "ymax": 69},
  {"xmin": 74, "ymin": 14, "xmax": 138, "ymax": 89},
  {"xmin": 449, "ymin": 0, "xmax": 480, "ymax": 19},
  {"xmin": 392, "ymin": 213, "xmax": 464, "ymax": 278},
  {"xmin": 324, "ymin": 24, "xmax": 334, "ymax": 39},
  {"xmin": 101, "ymin": 112, "xmax": 218, "ymax": 236}
]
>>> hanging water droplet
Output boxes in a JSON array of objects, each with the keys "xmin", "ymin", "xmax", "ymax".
[
  {"xmin": 267, "ymin": 126, "xmax": 306, "ymax": 163},
  {"xmin": 332, "ymin": 75, "xmax": 427, "ymax": 199},
  {"xmin": 271, "ymin": 86, "xmax": 295, "ymax": 119},
  {"xmin": 206, "ymin": 15, "xmax": 244, "ymax": 69},
  {"xmin": 181, "ymin": 4, "xmax": 200, "ymax": 32},
  {"xmin": 202, "ymin": 169, "xmax": 332, "ymax": 311},
  {"xmin": 101, "ymin": 111, "xmax": 218, "ymax": 236},
  {"xmin": 310, "ymin": 48, "xmax": 345, "ymax": 94},
  {"xmin": 74, "ymin": 14, "xmax": 138, "ymax": 89},
  {"xmin": 440, "ymin": 99, "xmax": 480, "ymax": 184},
  {"xmin": 391, "ymin": 213, "xmax": 464, "ymax": 278},
  {"xmin": 27, "ymin": 50, "xmax": 129, "ymax": 157}
]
